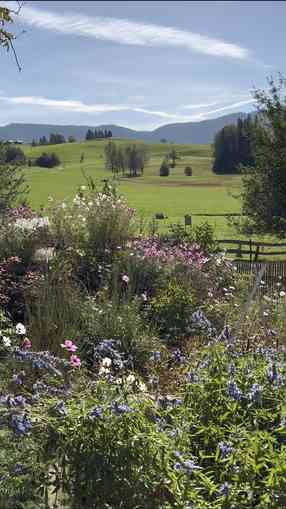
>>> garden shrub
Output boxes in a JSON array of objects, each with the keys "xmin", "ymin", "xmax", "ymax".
[
  {"xmin": 35, "ymin": 152, "xmax": 61, "ymax": 168},
  {"xmin": 159, "ymin": 160, "xmax": 170, "ymax": 176}
]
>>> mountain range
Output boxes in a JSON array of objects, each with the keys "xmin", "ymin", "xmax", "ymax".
[{"xmin": 0, "ymin": 112, "xmax": 245, "ymax": 145}]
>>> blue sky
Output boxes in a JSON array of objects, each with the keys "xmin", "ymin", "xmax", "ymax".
[{"xmin": 0, "ymin": 0, "xmax": 284, "ymax": 129}]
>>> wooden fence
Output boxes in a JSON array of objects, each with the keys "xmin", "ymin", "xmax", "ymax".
[{"xmin": 217, "ymin": 239, "xmax": 286, "ymax": 262}]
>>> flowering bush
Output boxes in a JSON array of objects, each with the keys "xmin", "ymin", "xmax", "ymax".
[{"xmin": 48, "ymin": 181, "xmax": 136, "ymax": 291}]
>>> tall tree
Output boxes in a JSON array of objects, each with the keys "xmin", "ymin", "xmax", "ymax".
[
  {"xmin": 169, "ymin": 148, "xmax": 179, "ymax": 168},
  {"xmin": 85, "ymin": 129, "xmax": 94, "ymax": 141},
  {"xmin": 241, "ymin": 75, "xmax": 286, "ymax": 235}
]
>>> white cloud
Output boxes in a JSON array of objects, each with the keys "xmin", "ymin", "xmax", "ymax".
[
  {"xmin": 0, "ymin": 94, "xmax": 201, "ymax": 121},
  {"xmin": 197, "ymin": 98, "xmax": 255, "ymax": 118},
  {"xmin": 0, "ymin": 94, "xmax": 256, "ymax": 126},
  {"xmin": 13, "ymin": 3, "xmax": 250, "ymax": 60},
  {"xmin": 182, "ymin": 101, "xmax": 221, "ymax": 110}
]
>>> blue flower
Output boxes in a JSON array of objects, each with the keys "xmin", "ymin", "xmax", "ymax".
[
  {"xmin": 52, "ymin": 400, "xmax": 68, "ymax": 417},
  {"xmin": 227, "ymin": 380, "xmax": 242, "ymax": 401},
  {"xmin": 14, "ymin": 395, "xmax": 26, "ymax": 408},
  {"xmin": 249, "ymin": 383, "xmax": 262, "ymax": 403},
  {"xmin": 218, "ymin": 441, "xmax": 234, "ymax": 458},
  {"xmin": 89, "ymin": 406, "xmax": 104, "ymax": 420},
  {"xmin": 172, "ymin": 349, "xmax": 186, "ymax": 364},
  {"xmin": 219, "ymin": 325, "xmax": 232, "ymax": 342},
  {"xmin": 111, "ymin": 401, "xmax": 133, "ymax": 415},
  {"xmin": 150, "ymin": 351, "xmax": 161, "ymax": 362},
  {"xmin": 174, "ymin": 456, "xmax": 201, "ymax": 476},
  {"xmin": 219, "ymin": 482, "xmax": 231, "ymax": 497},
  {"xmin": 186, "ymin": 371, "xmax": 198, "ymax": 383},
  {"xmin": 10, "ymin": 414, "xmax": 32, "ymax": 435}
]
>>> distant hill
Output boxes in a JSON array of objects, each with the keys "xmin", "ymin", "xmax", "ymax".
[{"xmin": 0, "ymin": 113, "xmax": 246, "ymax": 144}]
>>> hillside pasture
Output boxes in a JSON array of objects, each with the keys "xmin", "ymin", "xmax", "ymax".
[{"xmin": 23, "ymin": 138, "xmax": 242, "ymax": 237}]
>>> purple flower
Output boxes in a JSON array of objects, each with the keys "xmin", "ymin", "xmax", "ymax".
[
  {"xmin": 219, "ymin": 441, "xmax": 234, "ymax": 458},
  {"xmin": 90, "ymin": 406, "xmax": 104, "ymax": 420},
  {"xmin": 150, "ymin": 351, "xmax": 161, "ymax": 362},
  {"xmin": 249, "ymin": 383, "xmax": 262, "ymax": 403},
  {"xmin": 111, "ymin": 401, "xmax": 133, "ymax": 415},
  {"xmin": 174, "ymin": 455, "xmax": 201, "ymax": 476},
  {"xmin": 219, "ymin": 482, "xmax": 231, "ymax": 497},
  {"xmin": 267, "ymin": 364, "xmax": 282, "ymax": 384},
  {"xmin": 186, "ymin": 371, "xmax": 198, "ymax": 383},
  {"xmin": 227, "ymin": 380, "xmax": 242, "ymax": 401},
  {"xmin": 10, "ymin": 414, "xmax": 32, "ymax": 435},
  {"xmin": 172, "ymin": 349, "xmax": 186, "ymax": 364},
  {"xmin": 52, "ymin": 400, "xmax": 68, "ymax": 417}
]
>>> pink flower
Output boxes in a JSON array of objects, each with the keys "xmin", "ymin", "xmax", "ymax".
[
  {"xmin": 23, "ymin": 338, "xmax": 32, "ymax": 349},
  {"xmin": 70, "ymin": 355, "xmax": 81, "ymax": 368},
  {"xmin": 122, "ymin": 274, "xmax": 129, "ymax": 284},
  {"xmin": 61, "ymin": 340, "xmax": 77, "ymax": 352}
]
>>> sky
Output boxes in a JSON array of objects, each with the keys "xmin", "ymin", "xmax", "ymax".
[{"xmin": 0, "ymin": 0, "xmax": 285, "ymax": 130}]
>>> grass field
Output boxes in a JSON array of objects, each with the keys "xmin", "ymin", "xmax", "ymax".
[{"xmin": 23, "ymin": 138, "xmax": 247, "ymax": 238}]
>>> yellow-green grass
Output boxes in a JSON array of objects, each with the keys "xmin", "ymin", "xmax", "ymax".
[{"xmin": 21, "ymin": 138, "xmax": 252, "ymax": 239}]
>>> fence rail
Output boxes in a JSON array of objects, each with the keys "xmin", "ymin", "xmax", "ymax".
[{"xmin": 217, "ymin": 239, "xmax": 286, "ymax": 262}]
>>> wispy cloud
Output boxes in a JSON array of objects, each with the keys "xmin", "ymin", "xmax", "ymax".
[
  {"xmin": 197, "ymin": 98, "xmax": 255, "ymax": 118},
  {"xmin": 0, "ymin": 94, "xmax": 256, "ymax": 125},
  {"xmin": 13, "ymin": 3, "xmax": 250, "ymax": 60},
  {"xmin": 182, "ymin": 101, "xmax": 221, "ymax": 110},
  {"xmin": 0, "ymin": 94, "xmax": 198, "ymax": 121}
]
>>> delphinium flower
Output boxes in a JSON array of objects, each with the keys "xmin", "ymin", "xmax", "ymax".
[
  {"xmin": 12, "ymin": 371, "xmax": 25, "ymax": 385},
  {"xmin": 218, "ymin": 325, "xmax": 232, "ymax": 343},
  {"xmin": 249, "ymin": 383, "xmax": 262, "ymax": 404},
  {"xmin": 174, "ymin": 452, "xmax": 201, "ymax": 477},
  {"xmin": 52, "ymin": 400, "xmax": 68, "ymax": 417},
  {"xmin": 186, "ymin": 371, "xmax": 198, "ymax": 383},
  {"xmin": 218, "ymin": 441, "xmax": 234, "ymax": 458},
  {"xmin": 150, "ymin": 351, "xmax": 161, "ymax": 363},
  {"xmin": 89, "ymin": 406, "xmax": 104, "ymax": 420},
  {"xmin": 219, "ymin": 482, "xmax": 231, "ymax": 497},
  {"xmin": 228, "ymin": 363, "xmax": 236, "ymax": 376},
  {"xmin": 267, "ymin": 363, "xmax": 283, "ymax": 385},
  {"xmin": 10, "ymin": 414, "xmax": 32, "ymax": 435},
  {"xmin": 172, "ymin": 349, "xmax": 186, "ymax": 365},
  {"xmin": 227, "ymin": 380, "xmax": 242, "ymax": 401},
  {"xmin": 110, "ymin": 401, "xmax": 133, "ymax": 415}
]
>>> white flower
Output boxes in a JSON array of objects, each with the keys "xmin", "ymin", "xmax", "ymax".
[
  {"xmin": 102, "ymin": 357, "xmax": 112, "ymax": 368},
  {"xmin": 81, "ymin": 185, "xmax": 87, "ymax": 191},
  {"xmin": 2, "ymin": 336, "xmax": 11, "ymax": 347},
  {"xmin": 122, "ymin": 275, "xmax": 129, "ymax": 284},
  {"xmin": 126, "ymin": 374, "xmax": 136, "ymax": 384},
  {"xmin": 263, "ymin": 311, "xmax": 269, "ymax": 317},
  {"xmin": 99, "ymin": 366, "xmax": 110, "ymax": 376},
  {"xmin": 280, "ymin": 291, "xmax": 286, "ymax": 297},
  {"xmin": 16, "ymin": 323, "xmax": 26, "ymax": 335},
  {"xmin": 62, "ymin": 202, "xmax": 67, "ymax": 209}
]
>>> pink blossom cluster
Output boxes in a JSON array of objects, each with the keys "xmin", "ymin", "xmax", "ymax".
[
  {"xmin": 131, "ymin": 237, "xmax": 208, "ymax": 268},
  {"xmin": 8, "ymin": 206, "xmax": 37, "ymax": 221},
  {"xmin": 61, "ymin": 340, "xmax": 81, "ymax": 367}
]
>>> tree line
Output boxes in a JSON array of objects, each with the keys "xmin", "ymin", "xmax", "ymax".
[
  {"xmin": 212, "ymin": 115, "xmax": 256, "ymax": 174},
  {"xmin": 104, "ymin": 142, "xmax": 149, "ymax": 177},
  {"xmin": 86, "ymin": 129, "xmax": 112, "ymax": 140},
  {"xmin": 32, "ymin": 133, "xmax": 76, "ymax": 146}
]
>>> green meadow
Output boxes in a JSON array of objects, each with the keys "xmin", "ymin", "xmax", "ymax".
[{"xmin": 23, "ymin": 138, "xmax": 245, "ymax": 238}]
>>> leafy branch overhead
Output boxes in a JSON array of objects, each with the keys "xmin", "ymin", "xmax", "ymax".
[{"xmin": 0, "ymin": 2, "xmax": 23, "ymax": 70}]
